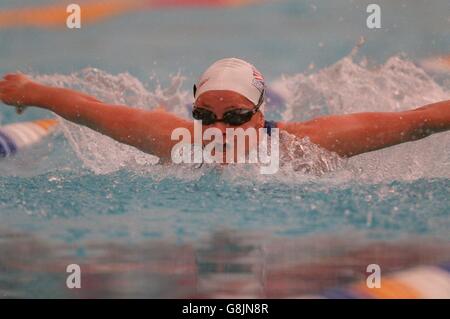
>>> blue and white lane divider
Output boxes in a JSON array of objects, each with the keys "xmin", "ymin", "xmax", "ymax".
[{"xmin": 0, "ymin": 119, "xmax": 58, "ymax": 157}]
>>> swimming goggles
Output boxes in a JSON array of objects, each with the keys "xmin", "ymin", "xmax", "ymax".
[{"xmin": 192, "ymin": 90, "xmax": 264, "ymax": 126}]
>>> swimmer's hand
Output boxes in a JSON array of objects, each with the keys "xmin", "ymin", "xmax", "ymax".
[{"xmin": 0, "ymin": 73, "xmax": 38, "ymax": 114}]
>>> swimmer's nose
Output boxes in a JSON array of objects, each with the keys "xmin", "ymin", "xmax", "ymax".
[{"xmin": 211, "ymin": 122, "xmax": 228, "ymax": 135}]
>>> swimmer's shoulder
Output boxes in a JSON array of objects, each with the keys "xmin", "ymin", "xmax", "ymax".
[{"xmin": 275, "ymin": 121, "xmax": 316, "ymax": 139}]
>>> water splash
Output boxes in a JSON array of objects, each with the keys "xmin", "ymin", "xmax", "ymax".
[
  {"xmin": 34, "ymin": 68, "xmax": 191, "ymax": 175},
  {"xmin": 274, "ymin": 54, "xmax": 450, "ymax": 181},
  {"xmin": 277, "ymin": 55, "xmax": 450, "ymax": 122},
  {"xmin": 31, "ymin": 54, "xmax": 450, "ymax": 181}
]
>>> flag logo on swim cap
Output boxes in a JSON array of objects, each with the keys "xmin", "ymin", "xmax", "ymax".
[
  {"xmin": 194, "ymin": 58, "xmax": 265, "ymax": 106},
  {"xmin": 252, "ymin": 67, "xmax": 265, "ymax": 92}
]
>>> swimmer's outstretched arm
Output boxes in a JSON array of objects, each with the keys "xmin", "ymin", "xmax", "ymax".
[
  {"xmin": 279, "ymin": 100, "xmax": 450, "ymax": 157},
  {"xmin": 0, "ymin": 73, "xmax": 193, "ymax": 160}
]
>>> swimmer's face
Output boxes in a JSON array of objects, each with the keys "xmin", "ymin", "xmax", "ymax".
[{"xmin": 194, "ymin": 90, "xmax": 264, "ymax": 162}]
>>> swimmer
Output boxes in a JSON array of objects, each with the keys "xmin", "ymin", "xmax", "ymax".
[{"xmin": 1, "ymin": 58, "xmax": 449, "ymax": 164}]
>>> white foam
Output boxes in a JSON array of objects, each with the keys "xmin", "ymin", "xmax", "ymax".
[
  {"xmin": 274, "ymin": 54, "xmax": 450, "ymax": 181},
  {"xmin": 32, "ymin": 55, "xmax": 450, "ymax": 182}
]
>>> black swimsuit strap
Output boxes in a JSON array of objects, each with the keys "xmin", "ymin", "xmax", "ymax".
[{"xmin": 263, "ymin": 120, "xmax": 277, "ymax": 136}]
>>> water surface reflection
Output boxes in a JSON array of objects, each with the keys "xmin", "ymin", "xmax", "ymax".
[{"xmin": 0, "ymin": 230, "xmax": 449, "ymax": 298}]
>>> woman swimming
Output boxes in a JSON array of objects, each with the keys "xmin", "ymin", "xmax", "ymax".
[{"xmin": 0, "ymin": 58, "xmax": 449, "ymax": 165}]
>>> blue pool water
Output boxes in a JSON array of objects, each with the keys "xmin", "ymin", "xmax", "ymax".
[{"xmin": 0, "ymin": 0, "xmax": 449, "ymax": 298}]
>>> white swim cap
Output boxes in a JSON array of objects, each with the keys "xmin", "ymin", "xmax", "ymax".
[{"xmin": 194, "ymin": 58, "xmax": 265, "ymax": 105}]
